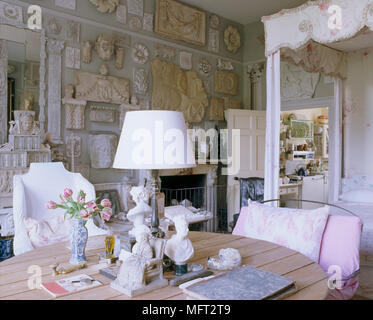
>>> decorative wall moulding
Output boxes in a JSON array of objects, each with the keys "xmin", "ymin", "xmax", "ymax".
[
  {"xmin": 89, "ymin": 0, "xmax": 119, "ymax": 13},
  {"xmin": 90, "ymin": 106, "xmax": 116, "ymax": 123},
  {"xmin": 224, "ymin": 25, "xmax": 241, "ymax": 53},
  {"xmin": 215, "ymin": 70, "xmax": 239, "ymax": 96},
  {"xmin": 151, "ymin": 59, "xmax": 208, "ymax": 123},
  {"xmin": 155, "ymin": 0, "xmax": 206, "ymax": 46},
  {"xmin": 89, "ymin": 134, "xmax": 118, "ymax": 169},
  {"xmin": 0, "ymin": 1, "xmax": 24, "ymax": 28},
  {"xmin": 155, "ymin": 44, "xmax": 176, "ymax": 61},
  {"xmin": 209, "ymin": 97, "xmax": 225, "ymax": 121},
  {"xmin": 198, "ymin": 58, "xmax": 212, "ymax": 77},
  {"xmin": 132, "ymin": 43, "xmax": 149, "ymax": 64},
  {"xmin": 116, "ymin": 5, "xmax": 127, "ymax": 24},
  {"xmin": 63, "ymin": 98, "xmax": 87, "ymax": 130},
  {"xmin": 129, "ymin": 16, "xmax": 142, "ymax": 31},
  {"xmin": 75, "ymin": 71, "xmax": 130, "ymax": 105},
  {"xmin": 143, "ymin": 13, "xmax": 154, "ymax": 32},
  {"xmin": 133, "ymin": 68, "xmax": 149, "ymax": 95},
  {"xmin": 180, "ymin": 51, "xmax": 192, "ymax": 70},
  {"xmin": 66, "ymin": 20, "xmax": 81, "ymax": 44},
  {"xmin": 65, "ymin": 47, "xmax": 81, "ymax": 70},
  {"xmin": 208, "ymin": 29, "xmax": 220, "ymax": 53},
  {"xmin": 210, "ymin": 14, "xmax": 220, "ymax": 29},
  {"xmin": 128, "ymin": 0, "xmax": 144, "ymax": 17},
  {"xmin": 217, "ymin": 58, "xmax": 234, "ymax": 71},
  {"xmin": 55, "ymin": 0, "xmax": 76, "ymax": 11},
  {"xmin": 82, "ymin": 40, "xmax": 93, "ymax": 64},
  {"xmin": 95, "ymin": 34, "xmax": 115, "ymax": 61}
]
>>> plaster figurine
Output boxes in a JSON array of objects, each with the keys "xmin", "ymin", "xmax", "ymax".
[
  {"xmin": 164, "ymin": 215, "xmax": 194, "ymax": 265},
  {"xmin": 113, "ymin": 225, "xmax": 153, "ymax": 290},
  {"xmin": 95, "ymin": 34, "xmax": 115, "ymax": 61},
  {"xmin": 127, "ymin": 185, "xmax": 152, "ymax": 237}
]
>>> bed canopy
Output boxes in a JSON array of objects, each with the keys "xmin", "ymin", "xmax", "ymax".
[{"xmin": 261, "ymin": 0, "xmax": 373, "ymax": 204}]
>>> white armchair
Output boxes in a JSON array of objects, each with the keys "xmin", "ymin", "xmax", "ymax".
[{"xmin": 13, "ymin": 162, "xmax": 107, "ymax": 256}]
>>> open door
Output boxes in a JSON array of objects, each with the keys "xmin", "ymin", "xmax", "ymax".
[{"xmin": 225, "ymin": 109, "xmax": 266, "ymax": 225}]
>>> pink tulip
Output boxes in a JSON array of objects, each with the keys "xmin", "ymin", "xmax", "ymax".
[
  {"xmin": 101, "ymin": 207, "xmax": 112, "ymax": 222},
  {"xmin": 101, "ymin": 199, "xmax": 112, "ymax": 208},
  {"xmin": 87, "ymin": 201, "xmax": 98, "ymax": 213},
  {"xmin": 46, "ymin": 201, "xmax": 57, "ymax": 209},
  {"xmin": 79, "ymin": 209, "xmax": 91, "ymax": 220},
  {"xmin": 63, "ymin": 188, "xmax": 73, "ymax": 198}
]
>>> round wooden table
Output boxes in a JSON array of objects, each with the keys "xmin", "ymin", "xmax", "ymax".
[{"xmin": 0, "ymin": 232, "xmax": 328, "ymax": 300}]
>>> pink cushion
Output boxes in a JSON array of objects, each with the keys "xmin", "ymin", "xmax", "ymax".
[{"xmin": 233, "ymin": 201, "xmax": 329, "ymax": 262}]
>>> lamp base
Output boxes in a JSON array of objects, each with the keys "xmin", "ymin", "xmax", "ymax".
[{"xmin": 150, "ymin": 169, "xmax": 165, "ymax": 238}]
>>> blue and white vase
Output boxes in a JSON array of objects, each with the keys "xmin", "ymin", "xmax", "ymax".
[{"xmin": 69, "ymin": 219, "xmax": 88, "ymax": 265}]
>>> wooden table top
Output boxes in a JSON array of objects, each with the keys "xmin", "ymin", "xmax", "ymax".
[{"xmin": 0, "ymin": 232, "xmax": 329, "ymax": 300}]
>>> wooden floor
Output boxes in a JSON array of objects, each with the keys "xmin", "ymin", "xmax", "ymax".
[{"xmin": 0, "ymin": 232, "xmax": 328, "ymax": 300}]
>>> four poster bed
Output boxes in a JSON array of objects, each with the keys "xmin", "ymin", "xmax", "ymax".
[{"xmin": 262, "ymin": 0, "xmax": 373, "ymax": 256}]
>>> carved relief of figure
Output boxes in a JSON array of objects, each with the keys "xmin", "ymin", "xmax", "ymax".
[
  {"xmin": 95, "ymin": 34, "xmax": 115, "ymax": 61},
  {"xmin": 82, "ymin": 40, "xmax": 93, "ymax": 64},
  {"xmin": 65, "ymin": 84, "xmax": 75, "ymax": 99},
  {"xmin": 89, "ymin": 0, "xmax": 119, "ymax": 13},
  {"xmin": 13, "ymin": 110, "xmax": 39, "ymax": 135}
]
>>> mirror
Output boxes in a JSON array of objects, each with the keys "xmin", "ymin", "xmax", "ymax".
[{"xmin": 0, "ymin": 24, "xmax": 41, "ymax": 143}]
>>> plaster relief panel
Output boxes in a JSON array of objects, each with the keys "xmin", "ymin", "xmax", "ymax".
[
  {"xmin": 89, "ymin": 134, "xmax": 118, "ymax": 169},
  {"xmin": 129, "ymin": 16, "xmax": 142, "ymax": 31},
  {"xmin": 227, "ymin": 98, "xmax": 242, "ymax": 110},
  {"xmin": 209, "ymin": 97, "xmax": 225, "ymax": 121},
  {"xmin": 128, "ymin": 0, "xmax": 143, "ymax": 16},
  {"xmin": 65, "ymin": 47, "xmax": 81, "ymax": 70},
  {"xmin": 82, "ymin": 40, "xmax": 93, "ymax": 64},
  {"xmin": 143, "ymin": 13, "xmax": 154, "ymax": 32},
  {"xmin": 210, "ymin": 14, "xmax": 220, "ymax": 29},
  {"xmin": 89, "ymin": 0, "xmax": 119, "ymax": 13},
  {"xmin": 66, "ymin": 20, "xmax": 80, "ymax": 44},
  {"xmin": 115, "ymin": 47, "xmax": 125, "ymax": 70},
  {"xmin": 66, "ymin": 134, "xmax": 82, "ymax": 159},
  {"xmin": 63, "ymin": 97, "xmax": 87, "ymax": 130},
  {"xmin": 151, "ymin": 59, "xmax": 208, "ymax": 123},
  {"xmin": 75, "ymin": 71, "xmax": 130, "ymax": 105},
  {"xmin": 116, "ymin": 5, "xmax": 127, "ymax": 24},
  {"xmin": 90, "ymin": 106, "xmax": 115, "ymax": 123},
  {"xmin": 46, "ymin": 17, "xmax": 62, "ymax": 36},
  {"xmin": 215, "ymin": 70, "xmax": 239, "ymax": 96},
  {"xmin": 208, "ymin": 28, "xmax": 220, "ymax": 53},
  {"xmin": 155, "ymin": 0, "xmax": 206, "ymax": 46},
  {"xmin": 55, "ymin": 0, "xmax": 76, "ymax": 10},
  {"xmin": 217, "ymin": 58, "xmax": 234, "ymax": 71},
  {"xmin": 132, "ymin": 43, "xmax": 149, "ymax": 64},
  {"xmin": 155, "ymin": 44, "xmax": 175, "ymax": 61},
  {"xmin": 134, "ymin": 68, "xmax": 149, "ymax": 95},
  {"xmin": 0, "ymin": 1, "xmax": 24, "ymax": 27},
  {"xmin": 180, "ymin": 51, "xmax": 192, "ymax": 70},
  {"xmin": 198, "ymin": 58, "xmax": 212, "ymax": 77},
  {"xmin": 224, "ymin": 25, "xmax": 241, "ymax": 53},
  {"xmin": 95, "ymin": 34, "xmax": 115, "ymax": 61}
]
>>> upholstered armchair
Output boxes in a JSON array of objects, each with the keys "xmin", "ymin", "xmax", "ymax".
[{"xmin": 13, "ymin": 162, "xmax": 107, "ymax": 256}]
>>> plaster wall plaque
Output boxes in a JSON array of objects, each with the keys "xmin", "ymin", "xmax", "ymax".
[
  {"xmin": 228, "ymin": 98, "xmax": 242, "ymax": 110},
  {"xmin": 66, "ymin": 134, "xmax": 82, "ymax": 158},
  {"xmin": 155, "ymin": 0, "xmax": 206, "ymax": 46},
  {"xmin": 90, "ymin": 106, "xmax": 115, "ymax": 123},
  {"xmin": 208, "ymin": 28, "xmax": 220, "ymax": 53},
  {"xmin": 75, "ymin": 71, "xmax": 130, "ymax": 105},
  {"xmin": 63, "ymin": 98, "xmax": 87, "ymax": 130},
  {"xmin": 180, "ymin": 51, "xmax": 192, "ymax": 70},
  {"xmin": 215, "ymin": 70, "xmax": 238, "ymax": 96},
  {"xmin": 198, "ymin": 58, "xmax": 212, "ymax": 77},
  {"xmin": 224, "ymin": 25, "xmax": 241, "ymax": 53},
  {"xmin": 155, "ymin": 44, "xmax": 175, "ymax": 61},
  {"xmin": 82, "ymin": 40, "xmax": 93, "ymax": 64},
  {"xmin": 55, "ymin": 0, "xmax": 76, "ymax": 10},
  {"xmin": 143, "ymin": 13, "xmax": 154, "ymax": 32},
  {"xmin": 151, "ymin": 59, "xmax": 208, "ymax": 123},
  {"xmin": 128, "ymin": 0, "xmax": 143, "ymax": 16},
  {"xmin": 210, "ymin": 14, "xmax": 220, "ymax": 29},
  {"xmin": 132, "ymin": 43, "xmax": 149, "ymax": 64},
  {"xmin": 217, "ymin": 58, "xmax": 234, "ymax": 71},
  {"xmin": 66, "ymin": 20, "xmax": 80, "ymax": 44},
  {"xmin": 115, "ymin": 34, "xmax": 131, "ymax": 48},
  {"xmin": 129, "ymin": 16, "xmax": 142, "ymax": 30},
  {"xmin": 134, "ymin": 68, "xmax": 149, "ymax": 95},
  {"xmin": 115, "ymin": 47, "xmax": 125, "ymax": 69},
  {"xmin": 0, "ymin": 1, "xmax": 24, "ymax": 27},
  {"xmin": 66, "ymin": 47, "xmax": 81, "ymax": 70},
  {"xmin": 116, "ymin": 5, "xmax": 127, "ymax": 24},
  {"xmin": 47, "ymin": 39, "xmax": 65, "ymax": 144},
  {"xmin": 46, "ymin": 17, "xmax": 62, "ymax": 36},
  {"xmin": 0, "ymin": 40, "xmax": 7, "ymax": 145},
  {"xmin": 89, "ymin": 0, "xmax": 119, "ymax": 13},
  {"xmin": 95, "ymin": 34, "xmax": 115, "ymax": 61},
  {"xmin": 89, "ymin": 134, "xmax": 118, "ymax": 169},
  {"xmin": 209, "ymin": 98, "xmax": 225, "ymax": 121}
]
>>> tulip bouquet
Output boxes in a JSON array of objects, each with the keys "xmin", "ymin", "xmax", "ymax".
[{"xmin": 46, "ymin": 188, "xmax": 113, "ymax": 223}]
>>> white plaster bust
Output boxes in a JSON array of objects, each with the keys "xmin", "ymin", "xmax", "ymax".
[
  {"xmin": 127, "ymin": 186, "xmax": 152, "ymax": 237},
  {"xmin": 164, "ymin": 214, "xmax": 194, "ymax": 265}
]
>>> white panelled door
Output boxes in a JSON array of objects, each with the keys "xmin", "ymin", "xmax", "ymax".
[{"xmin": 225, "ymin": 109, "xmax": 266, "ymax": 225}]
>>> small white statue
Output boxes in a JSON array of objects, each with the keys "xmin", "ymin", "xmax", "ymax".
[
  {"xmin": 127, "ymin": 186, "xmax": 152, "ymax": 237},
  {"xmin": 114, "ymin": 225, "xmax": 153, "ymax": 291},
  {"xmin": 164, "ymin": 215, "xmax": 194, "ymax": 265}
]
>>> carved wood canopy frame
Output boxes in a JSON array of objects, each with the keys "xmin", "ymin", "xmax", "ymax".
[{"xmin": 0, "ymin": 3, "xmax": 48, "ymax": 145}]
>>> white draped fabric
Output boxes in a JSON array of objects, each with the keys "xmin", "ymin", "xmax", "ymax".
[{"xmin": 264, "ymin": 51, "xmax": 281, "ymax": 205}]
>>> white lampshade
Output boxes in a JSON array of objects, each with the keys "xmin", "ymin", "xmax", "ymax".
[{"xmin": 113, "ymin": 110, "xmax": 196, "ymax": 170}]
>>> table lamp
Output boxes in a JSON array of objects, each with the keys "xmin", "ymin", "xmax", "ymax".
[{"xmin": 113, "ymin": 110, "xmax": 196, "ymax": 237}]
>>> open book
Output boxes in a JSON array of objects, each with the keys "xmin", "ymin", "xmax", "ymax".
[
  {"xmin": 41, "ymin": 274, "xmax": 102, "ymax": 298},
  {"xmin": 182, "ymin": 265, "xmax": 297, "ymax": 300}
]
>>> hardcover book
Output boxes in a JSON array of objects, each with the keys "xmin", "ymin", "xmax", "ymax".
[
  {"xmin": 41, "ymin": 274, "xmax": 102, "ymax": 298},
  {"xmin": 182, "ymin": 265, "xmax": 297, "ymax": 300}
]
